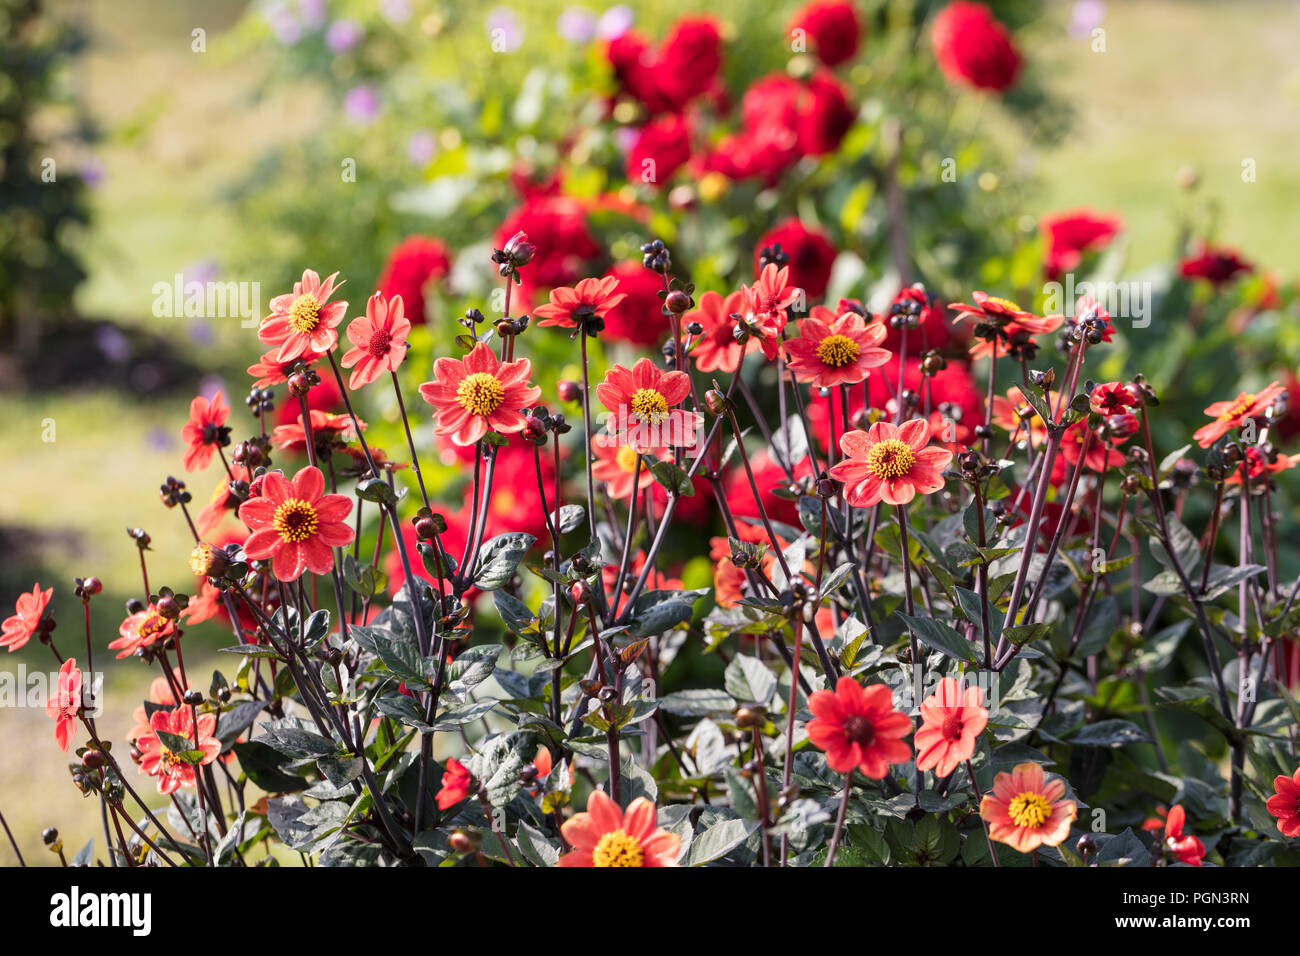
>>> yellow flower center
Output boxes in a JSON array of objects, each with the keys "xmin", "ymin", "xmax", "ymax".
[
  {"xmin": 1007, "ymin": 791, "xmax": 1052, "ymax": 829},
  {"xmin": 985, "ymin": 296, "xmax": 1023, "ymax": 313},
  {"xmin": 456, "ymin": 372, "xmax": 505, "ymax": 416},
  {"xmin": 272, "ymin": 498, "xmax": 320, "ymax": 543},
  {"xmin": 615, "ymin": 444, "xmax": 639, "ymax": 473},
  {"xmin": 864, "ymin": 438, "xmax": 916, "ymax": 479},
  {"xmin": 816, "ymin": 334, "xmax": 860, "ymax": 368},
  {"xmin": 1218, "ymin": 398, "xmax": 1253, "ymax": 422},
  {"xmin": 592, "ymin": 829, "xmax": 644, "ymax": 867},
  {"xmin": 139, "ymin": 611, "xmax": 168, "ymax": 637},
  {"xmin": 630, "ymin": 388, "xmax": 670, "ymax": 424},
  {"xmin": 288, "ymin": 294, "xmax": 322, "ymax": 334}
]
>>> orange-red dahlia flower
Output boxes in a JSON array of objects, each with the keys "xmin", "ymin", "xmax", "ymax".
[
  {"xmin": 1266, "ymin": 768, "xmax": 1300, "ymax": 837},
  {"xmin": 108, "ymin": 603, "xmax": 178, "ymax": 659},
  {"xmin": 558, "ymin": 790, "xmax": 680, "ymax": 867},
  {"xmin": 46, "ymin": 657, "xmax": 82, "ymax": 752},
  {"xmin": 181, "ymin": 390, "xmax": 230, "ymax": 472},
  {"xmin": 340, "ymin": 292, "xmax": 411, "ymax": 390},
  {"xmin": 590, "ymin": 432, "xmax": 665, "ymax": 500},
  {"xmin": 806, "ymin": 677, "xmax": 913, "ymax": 777},
  {"xmin": 595, "ymin": 358, "xmax": 702, "ymax": 452},
  {"xmin": 784, "ymin": 311, "xmax": 891, "ymax": 388},
  {"xmin": 740, "ymin": 262, "xmax": 800, "ymax": 360},
  {"xmin": 418, "ymin": 342, "xmax": 542, "ymax": 446},
  {"xmin": 136, "ymin": 707, "xmax": 221, "ymax": 795},
  {"xmin": 1224, "ymin": 446, "xmax": 1300, "ymax": 485},
  {"xmin": 239, "ymin": 466, "xmax": 355, "ymax": 581},
  {"xmin": 1193, "ymin": 381, "xmax": 1286, "ymax": 448},
  {"xmin": 980, "ymin": 761, "xmax": 1076, "ymax": 853},
  {"xmin": 1, "ymin": 582, "xmax": 52, "ymax": 652},
  {"xmin": 1163, "ymin": 804, "xmax": 1205, "ymax": 866},
  {"xmin": 914, "ymin": 676, "xmax": 989, "ymax": 778},
  {"xmin": 436, "ymin": 757, "xmax": 472, "ymax": 810},
  {"xmin": 684, "ymin": 289, "xmax": 751, "ymax": 374},
  {"xmin": 259, "ymin": 269, "xmax": 349, "ymax": 362},
  {"xmin": 827, "ymin": 418, "xmax": 953, "ymax": 507},
  {"xmin": 533, "ymin": 276, "xmax": 626, "ymax": 333}
]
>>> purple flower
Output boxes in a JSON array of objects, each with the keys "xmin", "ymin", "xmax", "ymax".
[
  {"xmin": 408, "ymin": 130, "xmax": 437, "ymax": 165},
  {"xmin": 145, "ymin": 427, "xmax": 174, "ymax": 453},
  {"xmin": 487, "ymin": 8, "xmax": 524, "ymax": 52},
  {"xmin": 343, "ymin": 85, "xmax": 382, "ymax": 124},
  {"xmin": 79, "ymin": 158, "xmax": 105, "ymax": 188},
  {"xmin": 296, "ymin": 0, "xmax": 327, "ymax": 29},
  {"xmin": 94, "ymin": 324, "xmax": 131, "ymax": 363},
  {"xmin": 557, "ymin": 7, "xmax": 597, "ymax": 44},
  {"xmin": 1068, "ymin": 0, "xmax": 1106, "ymax": 39},
  {"xmin": 326, "ymin": 19, "xmax": 364, "ymax": 54},
  {"xmin": 596, "ymin": 5, "xmax": 633, "ymax": 40}
]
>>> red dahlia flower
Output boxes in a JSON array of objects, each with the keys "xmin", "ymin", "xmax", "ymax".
[
  {"xmin": 1224, "ymin": 446, "xmax": 1300, "ymax": 485},
  {"xmin": 271, "ymin": 410, "xmax": 365, "ymax": 454},
  {"xmin": 239, "ymin": 466, "xmax": 355, "ymax": 581},
  {"xmin": 740, "ymin": 263, "xmax": 801, "ymax": 359},
  {"xmin": 340, "ymin": 292, "xmax": 411, "ymax": 389},
  {"xmin": 598, "ymin": 263, "xmax": 671, "ymax": 346},
  {"xmin": 1, "ymin": 582, "xmax": 52, "ymax": 652},
  {"xmin": 259, "ymin": 269, "xmax": 349, "ymax": 362},
  {"xmin": 789, "ymin": 0, "xmax": 862, "ymax": 67},
  {"xmin": 376, "ymin": 236, "xmax": 451, "ymax": 327},
  {"xmin": 109, "ymin": 602, "xmax": 178, "ymax": 659},
  {"xmin": 495, "ymin": 197, "xmax": 601, "ymax": 291},
  {"xmin": 980, "ymin": 762, "xmax": 1076, "ymax": 853},
  {"xmin": 418, "ymin": 343, "xmax": 542, "ymax": 446},
  {"xmin": 754, "ymin": 219, "xmax": 837, "ymax": 300},
  {"xmin": 46, "ymin": 657, "xmax": 82, "ymax": 752},
  {"xmin": 1060, "ymin": 421, "xmax": 1126, "ymax": 473},
  {"xmin": 181, "ymin": 390, "xmax": 230, "ymax": 472},
  {"xmin": 1180, "ymin": 242, "xmax": 1253, "ymax": 287},
  {"xmin": 559, "ymin": 790, "xmax": 680, "ymax": 867},
  {"xmin": 596, "ymin": 358, "xmax": 702, "ymax": 452},
  {"xmin": 683, "ymin": 290, "xmax": 751, "ymax": 373},
  {"xmin": 137, "ymin": 707, "xmax": 221, "ymax": 795},
  {"xmin": 828, "ymin": 418, "xmax": 953, "ymax": 507},
  {"xmin": 931, "ymin": 2, "xmax": 1022, "ymax": 93},
  {"xmin": 914, "ymin": 676, "xmax": 989, "ymax": 778},
  {"xmin": 436, "ymin": 757, "xmax": 472, "ymax": 810},
  {"xmin": 1089, "ymin": 381, "xmax": 1140, "ymax": 415},
  {"xmin": 1266, "ymin": 767, "xmax": 1300, "ymax": 837},
  {"xmin": 1162, "ymin": 804, "xmax": 1205, "ymax": 866},
  {"xmin": 807, "ymin": 677, "xmax": 913, "ymax": 777},
  {"xmin": 1192, "ymin": 380, "xmax": 1285, "ymax": 447},
  {"xmin": 1041, "ymin": 209, "xmax": 1123, "ymax": 279},
  {"xmin": 534, "ymin": 276, "xmax": 626, "ymax": 333},
  {"xmin": 785, "ymin": 311, "xmax": 891, "ymax": 387},
  {"xmin": 625, "ymin": 114, "xmax": 692, "ymax": 188}
]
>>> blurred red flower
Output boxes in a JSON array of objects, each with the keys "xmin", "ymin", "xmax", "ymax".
[
  {"xmin": 625, "ymin": 114, "xmax": 693, "ymax": 187},
  {"xmin": 376, "ymin": 236, "xmax": 451, "ymax": 327},
  {"xmin": 599, "ymin": 262, "xmax": 671, "ymax": 346},
  {"xmin": 789, "ymin": 0, "xmax": 862, "ymax": 67},
  {"xmin": 932, "ymin": 2, "xmax": 1022, "ymax": 93},
  {"xmin": 1041, "ymin": 209, "xmax": 1122, "ymax": 278},
  {"xmin": 755, "ymin": 219, "xmax": 838, "ymax": 300},
  {"xmin": 1, "ymin": 582, "xmax": 52, "ymax": 653}
]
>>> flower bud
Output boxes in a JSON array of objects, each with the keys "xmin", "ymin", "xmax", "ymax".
[
  {"xmin": 664, "ymin": 290, "xmax": 692, "ymax": 315},
  {"xmin": 557, "ymin": 380, "xmax": 580, "ymax": 403},
  {"xmin": 287, "ymin": 372, "xmax": 312, "ymax": 397},
  {"xmin": 448, "ymin": 829, "xmax": 480, "ymax": 854},
  {"xmin": 190, "ymin": 542, "xmax": 232, "ymax": 579},
  {"xmin": 703, "ymin": 389, "xmax": 728, "ymax": 416}
]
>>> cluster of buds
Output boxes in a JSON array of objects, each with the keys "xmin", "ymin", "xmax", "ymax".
[
  {"xmin": 888, "ymin": 292, "xmax": 925, "ymax": 330},
  {"xmin": 957, "ymin": 448, "xmax": 1002, "ymax": 482},
  {"xmin": 127, "ymin": 527, "xmax": 152, "ymax": 550},
  {"xmin": 641, "ymin": 238, "xmax": 671, "ymax": 274},
  {"xmin": 1066, "ymin": 307, "xmax": 1110, "ymax": 346},
  {"xmin": 159, "ymin": 476, "xmax": 192, "ymax": 509},
  {"xmin": 1128, "ymin": 373, "xmax": 1159, "ymax": 408},
  {"xmin": 232, "ymin": 435, "xmax": 272, "ymax": 473},
  {"xmin": 244, "ymin": 385, "xmax": 275, "ymax": 415},
  {"xmin": 756, "ymin": 242, "xmax": 789, "ymax": 271},
  {"xmin": 459, "ymin": 307, "xmax": 485, "ymax": 333},
  {"xmin": 492, "ymin": 231, "xmax": 535, "ymax": 282},
  {"xmin": 520, "ymin": 405, "xmax": 571, "ymax": 445},
  {"xmin": 920, "ymin": 350, "xmax": 947, "ymax": 377}
]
